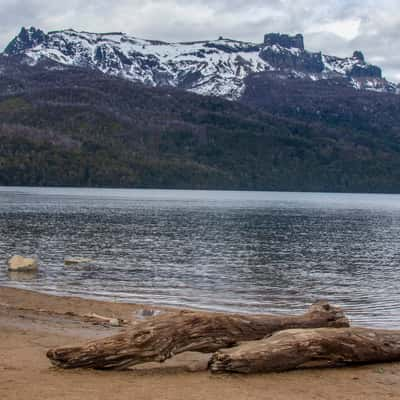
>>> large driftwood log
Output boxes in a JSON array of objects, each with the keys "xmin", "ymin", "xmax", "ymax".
[
  {"xmin": 47, "ymin": 301, "xmax": 348, "ymax": 369},
  {"xmin": 210, "ymin": 327, "xmax": 400, "ymax": 373}
]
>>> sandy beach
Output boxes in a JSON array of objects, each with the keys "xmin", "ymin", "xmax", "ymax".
[{"xmin": 0, "ymin": 286, "xmax": 399, "ymax": 400}]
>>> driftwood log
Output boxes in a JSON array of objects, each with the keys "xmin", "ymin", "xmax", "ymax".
[
  {"xmin": 210, "ymin": 327, "xmax": 400, "ymax": 373},
  {"xmin": 47, "ymin": 301, "xmax": 348, "ymax": 369}
]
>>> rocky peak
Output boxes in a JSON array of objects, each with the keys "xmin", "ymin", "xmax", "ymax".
[
  {"xmin": 348, "ymin": 50, "xmax": 381, "ymax": 78},
  {"xmin": 353, "ymin": 51, "xmax": 365, "ymax": 62},
  {"xmin": 350, "ymin": 63, "xmax": 382, "ymax": 79},
  {"xmin": 264, "ymin": 33, "xmax": 304, "ymax": 51},
  {"xmin": 4, "ymin": 27, "xmax": 47, "ymax": 55},
  {"xmin": 260, "ymin": 33, "xmax": 323, "ymax": 73}
]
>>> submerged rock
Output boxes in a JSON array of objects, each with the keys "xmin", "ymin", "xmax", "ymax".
[
  {"xmin": 64, "ymin": 257, "xmax": 94, "ymax": 266},
  {"xmin": 7, "ymin": 255, "xmax": 38, "ymax": 272}
]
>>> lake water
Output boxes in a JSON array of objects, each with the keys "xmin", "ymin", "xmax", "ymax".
[{"xmin": 0, "ymin": 187, "xmax": 400, "ymax": 328}]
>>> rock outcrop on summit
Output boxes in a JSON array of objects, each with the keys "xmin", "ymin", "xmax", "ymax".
[{"xmin": 3, "ymin": 27, "xmax": 398, "ymax": 100}]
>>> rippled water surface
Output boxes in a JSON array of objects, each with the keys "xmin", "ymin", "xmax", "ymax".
[{"xmin": 1, "ymin": 187, "xmax": 400, "ymax": 328}]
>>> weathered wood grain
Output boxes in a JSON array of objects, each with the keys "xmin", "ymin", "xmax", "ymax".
[
  {"xmin": 210, "ymin": 327, "xmax": 400, "ymax": 373},
  {"xmin": 47, "ymin": 301, "xmax": 348, "ymax": 369}
]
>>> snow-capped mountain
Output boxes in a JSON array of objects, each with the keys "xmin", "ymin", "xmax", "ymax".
[{"xmin": 3, "ymin": 27, "xmax": 399, "ymax": 100}]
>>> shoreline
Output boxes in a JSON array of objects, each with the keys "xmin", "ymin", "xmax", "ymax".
[
  {"xmin": 1, "ymin": 286, "xmax": 400, "ymax": 399},
  {"xmin": 0, "ymin": 287, "xmax": 400, "ymax": 400},
  {"xmin": 0, "ymin": 283, "xmax": 241, "ymax": 316},
  {"xmin": 0, "ymin": 285, "xmax": 177, "ymax": 319}
]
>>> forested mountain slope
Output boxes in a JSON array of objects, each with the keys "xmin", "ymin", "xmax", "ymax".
[{"xmin": 1, "ymin": 55, "xmax": 400, "ymax": 192}]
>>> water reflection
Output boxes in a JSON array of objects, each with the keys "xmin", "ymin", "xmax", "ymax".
[
  {"xmin": 8, "ymin": 270, "xmax": 38, "ymax": 282},
  {"xmin": 0, "ymin": 188, "xmax": 400, "ymax": 328}
]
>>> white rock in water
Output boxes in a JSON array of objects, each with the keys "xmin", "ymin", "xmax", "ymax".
[
  {"xmin": 64, "ymin": 257, "xmax": 94, "ymax": 265},
  {"xmin": 7, "ymin": 255, "xmax": 38, "ymax": 272}
]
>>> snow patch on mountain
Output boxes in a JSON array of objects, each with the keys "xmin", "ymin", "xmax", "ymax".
[{"xmin": 3, "ymin": 27, "xmax": 398, "ymax": 99}]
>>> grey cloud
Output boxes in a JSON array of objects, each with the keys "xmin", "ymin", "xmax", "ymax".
[{"xmin": 0, "ymin": 0, "xmax": 399, "ymax": 81}]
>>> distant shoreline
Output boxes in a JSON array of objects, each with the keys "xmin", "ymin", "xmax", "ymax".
[{"xmin": 2, "ymin": 185, "xmax": 400, "ymax": 196}]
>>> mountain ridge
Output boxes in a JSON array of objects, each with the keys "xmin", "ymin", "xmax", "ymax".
[{"xmin": 3, "ymin": 27, "xmax": 399, "ymax": 100}]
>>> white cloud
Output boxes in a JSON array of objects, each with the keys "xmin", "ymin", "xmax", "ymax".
[{"xmin": 311, "ymin": 19, "xmax": 361, "ymax": 40}]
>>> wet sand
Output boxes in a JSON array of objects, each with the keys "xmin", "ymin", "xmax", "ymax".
[{"xmin": 0, "ymin": 286, "xmax": 399, "ymax": 400}]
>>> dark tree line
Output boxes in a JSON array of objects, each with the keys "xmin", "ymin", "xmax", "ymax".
[{"xmin": 1, "ymin": 55, "xmax": 400, "ymax": 192}]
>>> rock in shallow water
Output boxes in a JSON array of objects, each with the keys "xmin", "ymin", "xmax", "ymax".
[
  {"xmin": 64, "ymin": 257, "xmax": 94, "ymax": 266},
  {"xmin": 7, "ymin": 255, "xmax": 38, "ymax": 272}
]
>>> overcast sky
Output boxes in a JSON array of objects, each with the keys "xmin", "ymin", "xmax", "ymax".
[{"xmin": 1, "ymin": 0, "xmax": 399, "ymax": 82}]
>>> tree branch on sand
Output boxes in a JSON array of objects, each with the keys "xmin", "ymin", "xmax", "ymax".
[
  {"xmin": 47, "ymin": 301, "xmax": 348, "ymax": 370},
  {"xmin": 210, "ymin": 327, "xmax": 400, "ymax": 373}
]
